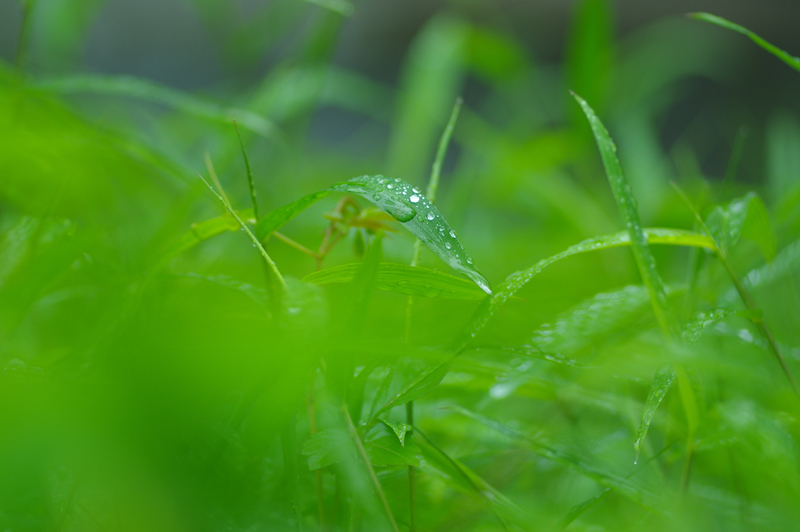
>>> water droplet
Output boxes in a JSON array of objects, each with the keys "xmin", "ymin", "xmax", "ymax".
[
  {"xmin": 386, "ymin": 184, "xmax": 394, "ymax": 190},
  {"xmin": 373, "ymin": 194, "xmax": 381, "ymax": 201},
  {"xmin": 466, "ymin": 257, "xmax": 473, "ymax": 264},
  {"xmin": 449, "ymin": 230, "xmax": 456, "ymax": 238},
  {"xmin": 412, "ymin": 187, "xmax": 421, "ymax": 193},
  {"xmin": 409, "ymin": 194, "xmax": 420, "ymax": 203},
  {"xmin": 444, "ymin": 242, "xmax": 452, "ymax": 250},
  {"xmin": 438, "ymin": 227, "xmax": 445, "ymax": 232},
  {"xmin": 426, "ymin": 212, "xmax": 435, "ymax": 221}
]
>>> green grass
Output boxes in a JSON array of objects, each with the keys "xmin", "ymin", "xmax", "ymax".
[{"xmin": 2, "ymin": 2, "xmax": 800, "ymax": 531}]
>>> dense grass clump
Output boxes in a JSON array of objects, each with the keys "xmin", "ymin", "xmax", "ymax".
[{"xmin": 2, "ymin": 2, "xmax": 800, "ymax": 531}]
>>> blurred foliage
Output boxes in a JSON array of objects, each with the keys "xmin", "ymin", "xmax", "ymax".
[{"xmin": 2, "ymin": 1, "xmax": 800, "ymax": 531}]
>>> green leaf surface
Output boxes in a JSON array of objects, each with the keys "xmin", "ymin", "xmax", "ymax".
[
  {"xmin": 567, "ymin": 0, "xmax": 614, "ymax": 117},
  {"xmin": 706, "ymin": 192, "xmax": 775, "ymax": 260},
  {"xmin": 690, "ymin": 13, "xmax": 800, "ymax": 73},
  {"xmin": 633, "ymin": 365, "xmax": 675, "ymax": 464},
  {"xmin": 305, "ymin": 262, "xmax": 486, "ymax": 300},
  {"xmin": 33, "ymin": 75, "xmax": 279, "ymax": 138},
  {"xmin": 301, "ymin": 428, "xmax": 350, "ymax": 471},
  {"xmin": 450, "ymin": 406, "xmax": 665, "ymax": 513},
  {"xmin": 572, "ymin": 92, "xmax": 670, "ymax": 333},
  {"xmin": 365, "ymin": 436, "xmax": 420, "ymax": 467},
  {"xmin": 330, "ymin": 176, "xmax": 492, "ymax": 294},
  {"xmin": 373, "ymin": 357, "xmax": 455, "ymax": 420}
]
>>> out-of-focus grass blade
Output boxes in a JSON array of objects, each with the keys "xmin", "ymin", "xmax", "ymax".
[
  {"xmin": 706, "ymin": 192, "xmax": 776, "ymax": 261},
  {"xmin": 476, "ymin": 346, "xmax": 584, "ymax": 368},
  {"xmin": 300, "ymin": 0, "xmax": 354, "ymax": 16},
  {"xmin": 567, "ymin": 0, "xmax": 614, "ymax": 119},
  {"xmin": 689, "ymin": 13, "xmax": 800, "ymax": 73},
  {"xmin": 255, "ymin": 190, "xmax": 332, "ymax": 241},
  {"xmin": 572, "ymin": 92, "xmax": 671, "ymax": 334},
  {"xmin": 34, "ymin": 74, "xmax": 280, "ymax": 138},
  {"xmin": 415, "ymin": 428, "xmax": 530, "ymax": 530},
  {"xmin": 450, "ymin": 406, "xmax": 665, "ymax": 513},
  {"xmin": 388, "ymin": 15, "xmax": 467, "ymax": 179},
  {"xmin": 766, "ymin": 112, "xmax": 800, "ymax": 205},
  {"xmin": 735, "ymin": 240, "xmax": 800, "ymax": 298},
  {"xmin": 305, "ymin": 263, "xmax": 485, "ymax": 300},
  {"xmin": 633, "ymin": 365, "xmax": 675, "ymax": 464},
  {"xmin": 331, "ymin": 176, "xmax": 492, "ymax": 294},
  {"xmin": 165, "ymin": 209, "xmax": 255, "ymax": 259}
]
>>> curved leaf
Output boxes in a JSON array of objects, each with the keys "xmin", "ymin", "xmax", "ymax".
[
  {"xmin": 255, "ymin": 190, "xmax": 332, "ymax": 241},
  {"xmin": 304, "ymin": 262, "xmax": 486, "ymax": 300},
  {"xmin": 330, "ymin": 176, "xmax": 492, "ymax": 294},
  {"xmin": 165, "ymin": 209, "xmax": 254, "ymax": 259},
  {"xmin": 690, "ymin": 13, "xmax": 800, "ymax": 74},
  {"xmin": 707, "ymin": 192, "xmax": 776, "ymax": 260}
]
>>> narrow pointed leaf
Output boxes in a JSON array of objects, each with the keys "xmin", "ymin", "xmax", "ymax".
[
  {"xmin": 682, "ymin": 308, "xmax": 751, "ymax": 345},
  {"xmin": 572, "ymin": 92, "xmax": 670, "ymax": 332},
  {"xmin": 379, "ymin": 419, "xmax": 412, "ymax": 446},
  {"xmin": 305, "ymin": 262, "xmax": 486, "ymax": 300},
  {"xmin": 374, "ymin": 357, "xmax": 455, "ymax": 419},
  {"xmin": 633, "ymin": 365, "xmax": 675, "ymax": 464},
  {"xmin": 255, "ymin": 190, "xmax": 332, "ymax": 241},
  {"xmin": 689, "ymin": 13, "xmax": 800, "ymax": 73},
  {"xmin": 330, "ymin": 176, "xmax": 492, "ymax": 294}
]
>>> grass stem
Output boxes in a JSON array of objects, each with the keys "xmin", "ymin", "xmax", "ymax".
[
  {"xmin": 234, "ymin": 120, "xmax": 260, "ymax": 220},
  {"xmin": 342, "ymin": 407, "xmax": 400, "ymax": 532}
]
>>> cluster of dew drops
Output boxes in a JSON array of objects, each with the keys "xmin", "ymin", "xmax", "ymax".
[{"xmin": 372, "ymin": 176, "xmax": 474, "ymax": 265}]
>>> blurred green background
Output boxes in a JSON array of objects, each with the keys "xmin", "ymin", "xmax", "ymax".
[{"xmin": 2, "ymin": 0, "xmax": 800, "ymax": 531}]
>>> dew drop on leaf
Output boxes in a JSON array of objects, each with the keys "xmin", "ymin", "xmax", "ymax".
[
  {"xmin": 445, "ymin": 242, "xmax": 452, "ymax": 250},
  {"xmin": 409, "ymin": 194, "xmax": 420, "ymax": 203},
  {"xmin": 427, "ymin": 212, "xmax": 435, "ymax": 221}
]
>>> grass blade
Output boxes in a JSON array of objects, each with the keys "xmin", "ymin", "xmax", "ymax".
[
  {"xmin": 300, "ymin": 0, "xmax": 354, "ymax": 16},
  {"xmin": 633, "ymin": 365, "xmax": 675, "ymax": 464},
  {"xmin": 689, "ymin": 13, "xmax": 800, "ymax": 73},
  {"xmin": 571, "ymin": 92, "xmax": 671, "ymax": 334},
  {"xmin": 34, "ymin": 74, "xmax": 280, "ymax": 138},
  {"xmin": 234, "ymin": 121, "xmax": 260, "ymax": 220},
  {"xmin": 255, "ymin": 190, "xmax": 333, "ymax": 241},
  {"xmin": 305, "ymin": 262, "xmax": 485, "ymax": 300}
]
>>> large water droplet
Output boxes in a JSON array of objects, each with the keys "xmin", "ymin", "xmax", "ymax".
[
  {"xmin": 409, "ymin": 194, "xmax": 420, "ymax": 203},
  {"xmin": 426, "ymin": 212, "xmax": 435, "ymax": 221},
  {"xmin": 449, "ymin": 230, "xmax": 456, "ymax": 238},
  {"xmin": 466, "ymin": 257, "xmax": 473, "ymax": 264},
  {"xmin": 383, "ymin": 202, "xmax": 416, "ymax": 223},
  {"xmin": 412, "ymin": 187, "xmax": 421, "ymax": 193},
  {"xmin": 444, "ymin": 242, "xmax": 452, "ymax": 250},
  {"xmin": 386, "ymin": 184, "xmax": 394, "ymax": 190}
]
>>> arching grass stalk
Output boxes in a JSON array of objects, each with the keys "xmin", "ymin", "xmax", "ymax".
[
  {"xmin": 671, "ymin": 181, "xmax": 799, "ymax": 395},
  {"xmin": 404, "ymin": 97, "xmax": 463, "ymax": 532},
  {"xmin": 198, "ymin": 174, "xmax": 287, "ymax": 289}
]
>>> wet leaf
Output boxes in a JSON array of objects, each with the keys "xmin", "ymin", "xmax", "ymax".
[
  {"xmin": 330, "ymin": 176, "xmax": 492, "ymax": 294},
  {"xmin": 633, "ymin": 365, "xmax": 675, "ymax": 464},
  {"xmin": 572, "ymin": 92, "xmax": 670, "ymax": 332},
  {"xmin": 373, "ymin": 357, "xmax": 454, "ymax": 420},
  {"xmin": 379, "ymin": 419, "xmax": 412, "ymax": 446},
  {"xmin": 305, "ymin": 262, "xmax": 486, "ymax": 300},
  {"xmin": 682, "ymin": 308, "xmax": 749, "ymax": 345}
]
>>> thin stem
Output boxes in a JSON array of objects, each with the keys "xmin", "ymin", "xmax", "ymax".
[
  {"xmin": 403, "ymin": 98, "xmax": 463, "ymax": 532},
  {"xmin": 273, "ymin": 231, "xmax": 319, "ymax": 259},
  {"xmin": 307, "ymin": 375, "xmax": 326, "ymax": 531},
  {"xmin": 198, "ymin": 174, "xmax": 287, "ymax": 289},
  {"xmin": 204, "ymin": 150, "xmax": 231, "ymax": 206},
  {"xmin": 234, "ymin": 120, "xmax": 260, "ymax": 220},
  {"xmin": 342, "ymin": 407, "xmax": 400, "ymax": 532}
]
